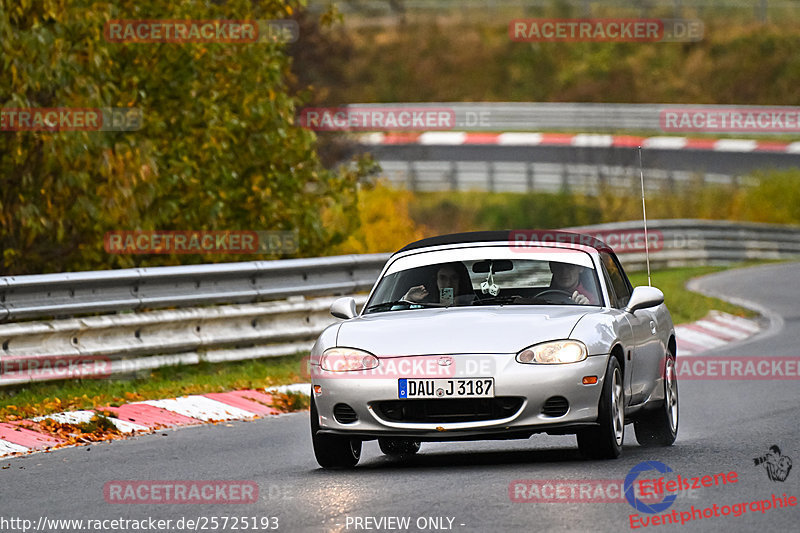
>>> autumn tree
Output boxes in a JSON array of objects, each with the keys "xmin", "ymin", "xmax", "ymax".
[{"xmin": 0, "ymin": 0, "xmax": 374, "ymax": 275}]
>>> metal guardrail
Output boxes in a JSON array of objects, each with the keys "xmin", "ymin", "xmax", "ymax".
[
  {"xmin": 569, "ymin": 219, "xmax": 800, "ymax": 270},
  {"xmin": 0, "ymin": 254, "xmax": 388, "ymax": 322},
  {"xmin": 1, "ymin": 219, "xmax": 798, "ymax": 387},
  {"xmin": 378, "ymin": 160, "xmax": 744, "ymax": 193},
  {"xmin": 344, "ymin": 102, "xmax": 800, "ymax": 134},
  {"xmin": 0, "ymin": 295, "xmax": 369, "ymax": 387},
  {"xmin": 309, "ymin": 0, "xmax": 792, "ymax": 23}
]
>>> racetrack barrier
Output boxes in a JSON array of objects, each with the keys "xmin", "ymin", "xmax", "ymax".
[{"xmin": 1, "ymin": 220, "xmax": 798, "ymax": 386}]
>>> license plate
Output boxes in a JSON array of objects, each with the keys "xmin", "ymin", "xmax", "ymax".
[{"xmin": 398, "ymin": 378, "xmax": 494, "ymax": 399}]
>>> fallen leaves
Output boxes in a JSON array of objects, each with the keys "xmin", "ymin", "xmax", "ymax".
[
  {"xmin": 267, "ymin": 391, "xmax": 309, "ymax": 412},
  {"xmin": 15, "ymin": 414, "xmax": 126, "ymax": 451}
]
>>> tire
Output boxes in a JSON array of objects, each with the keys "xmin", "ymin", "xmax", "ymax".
[
  {"xmin": 378, "ymin": 438, "xmax": 421, "ymax": 457},
  {"xmin": 577, "ymin": 356, "xmax": 624, "ymax": 459},
  {"xmin": 310, "ymin": 397, "xmax": 361, "ymax": 468},
  {"xmin": 634, "ymin": 351, "xmax": 678, "ymax": 447}
]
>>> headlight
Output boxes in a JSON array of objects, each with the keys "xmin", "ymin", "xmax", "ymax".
[
  {"xmin": 320, "ymin": 347, "xmax": 379, "ymax": 372},
  {"xmin": 516, "ymin": 340, "xmax": 588, "ymax": 364}
]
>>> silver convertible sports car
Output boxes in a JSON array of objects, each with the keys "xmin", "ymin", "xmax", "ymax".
[{"xmin": 309, "ymin": 231, "xmax": 678, "ymax": 468}]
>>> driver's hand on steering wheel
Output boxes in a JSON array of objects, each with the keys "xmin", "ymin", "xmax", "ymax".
[{"xmin": 571, "ymin": 291, "xmax": 590, "ymax": 305}]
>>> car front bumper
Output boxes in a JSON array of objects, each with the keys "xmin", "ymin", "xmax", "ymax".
[{"xmin": 311, "ymin": 353, "xmax": 610, "ymax": 440}]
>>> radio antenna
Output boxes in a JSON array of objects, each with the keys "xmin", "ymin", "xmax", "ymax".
[{"xmin": 638, "ymin": 146, "xmax": 652, "ymax": 287}]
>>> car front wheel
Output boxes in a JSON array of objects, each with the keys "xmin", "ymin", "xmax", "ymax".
[
  {"xmin": 577, "ymin": 355, "xmax": 624, "ymax": 459},
  {"xmin": 310, "ymin": 397, "xmax": 361, "ymax": 468},
  {"xmin": 634, "ymin": 350, "xmax": 678, "ymax": 446}
]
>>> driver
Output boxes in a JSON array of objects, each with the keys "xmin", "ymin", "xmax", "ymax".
[
  {"xmin": 403, "ymin": 262, "xmax": 473, "ymax": 306},
  {"xmin": 548, "ymin": 261, "xmax": 600, "ymax": 305}
]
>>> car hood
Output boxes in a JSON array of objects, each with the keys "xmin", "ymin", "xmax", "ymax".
[{"xmin": 337, "ymin": 306, "xmax": 599, "ymax": 356}]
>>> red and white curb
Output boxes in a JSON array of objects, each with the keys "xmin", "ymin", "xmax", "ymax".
[
  {"xmin": 0, "ymin": 387, "xmax": 310, "ymax": 459},
  {"xmin": 675, "ymin": 311, "xmax": 761, "ymax": 356},
  {"xmin": 360, "ymin": 132, "xmax": 800, "ymax": 154}
]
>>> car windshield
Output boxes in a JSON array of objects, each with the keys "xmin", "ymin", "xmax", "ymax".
[{"xmin": 365, "ymin": 247, "xmax": 602, "ymax": 314}]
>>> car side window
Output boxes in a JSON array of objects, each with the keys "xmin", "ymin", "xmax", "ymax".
[
  {"xmin": 600, "ymin": 263, "xmax": 619, "ymax": 308},
  {"xmin": 600, "ymin": 252, "xmax": 632, "ymax": 308}
]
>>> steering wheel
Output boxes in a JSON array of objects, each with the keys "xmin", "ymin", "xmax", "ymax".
[{"xmin": 534, "ymin": 289, "xmax": 575, "ymax": 304}]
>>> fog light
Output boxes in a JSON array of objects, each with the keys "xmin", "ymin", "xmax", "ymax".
[{"xmin": 582, "ymin": 376, "xmax": 598, "ymax": 385}]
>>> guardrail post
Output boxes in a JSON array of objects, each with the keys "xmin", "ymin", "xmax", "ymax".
[
  {"xmin": 408, "ymin": 160, "xmax": 418, "ymax": 191},
  {"xmin": 448, "ymin": 161, "xmax": 458, "ymax": 191},
  {"xmin": 526, "ymin": 162, "xmax": 535, "ymax": 193},
  {"xmin": 757, "ymin": 0, "xmax": 768, "ymax": 22}
]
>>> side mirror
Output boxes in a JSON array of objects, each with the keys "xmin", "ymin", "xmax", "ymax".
[
  {"xmin": 330, "ymin": 297, "xmax": 357, "ymax": 319},
  {"xmin": 624, "ymin": 286, "xmax": 664, "ymax": 313}
]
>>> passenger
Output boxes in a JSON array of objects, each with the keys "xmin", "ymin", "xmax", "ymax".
[
  {"xmin": 548, "ymin": 262, "xmax": 600, "ymax": 305},
  {"xmin": 402, "ymin": 262, "xmax": 474, "ymax": 305}
]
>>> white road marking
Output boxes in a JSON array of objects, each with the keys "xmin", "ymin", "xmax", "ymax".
[
  {"xmin": 708, "ymin": 311, "xmax": 761, "ymax": 333},
  {"xmin": 32, "ymin": 410, "xmax": 148, "ymax": 433},
  {"xmin": 497, "ymin": 132, "xmax": 543, "ymax": 145},
  {"xmin": 267, "ymin": 383, "xmax": 310, "ymax": 396},
  {"xmin": 693, "ymin": 319, "xmax": 752, "ymax": 340},
  {"xmin": 142, "ymin": 396, "xmax": 257, "ymax": 422},
  {"xmin": 643, "ymin": 137, "xmax": 687, "ymax": 149},
  {"xmin": 418, "ymin": 132, "xmax": 467, "ymax": 145},
  {"xmin": 571, "ymin": 134, "xmax": 614, "ymax": 147},
  {"xmin": 675, "ymin": 326, "xmax": 728, "ymax": 348},
  {"xmin": 714, "ymin": 139, "xmax": 758, "ymax": 152},
  {"xmin": 0, "ymin": 440, "xmax": 29, "ymax": 457},
  {"xmin": 359, "ymin": 132, "xmax": 385, "ymax": 145}
]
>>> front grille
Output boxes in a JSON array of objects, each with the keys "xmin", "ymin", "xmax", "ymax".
[
  {"xmin": 541, "ymin": 396, "xmax": 569, "ymax": 417},
  {"xmin": 333, "ymin": 403, "xmax": 358, "ymax": 424},
  {"xmin": 373, "ymin": 397, "xmax": 524, "ymax": 423}
]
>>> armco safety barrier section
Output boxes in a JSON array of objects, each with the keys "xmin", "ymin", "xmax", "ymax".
[
  {"xmin": 0, "ymin": 254, "xmax": 388, "ymax": 322},
  {"xmin": 1, "ymin": 219, "xmax": 798, "ymax": 386},
  {"xmin": 344, "ymin": 102, "xmax": 800, "ymax": 134},
  {"xmin": 311, "ymin": 0, "xmax": 789, "ymax": 25}
]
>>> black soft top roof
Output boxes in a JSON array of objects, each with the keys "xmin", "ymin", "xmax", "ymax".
[{"xmin": 394, "ymin": 230, "xmax": 612, "ymax": 255}]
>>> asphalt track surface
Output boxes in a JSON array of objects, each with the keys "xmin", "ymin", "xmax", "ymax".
[{"xmin": 1, "ymin": 262, "xmax": 798, "ymax": 533}]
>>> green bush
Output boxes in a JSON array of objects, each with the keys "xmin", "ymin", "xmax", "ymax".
[
  {"xmin": 408, "ymin": 169, "xmax": 800, "ymax": 235},
  {"xmin": 317, "ymin": 18, "xmax": 800, "ymax": 106}
]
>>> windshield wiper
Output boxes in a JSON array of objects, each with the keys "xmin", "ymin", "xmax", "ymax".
[
  {"xmin": 365, "ymin": 300, "xmax": 437, "ymax": 313},
  {"xmin": 471, "ymin": 295, "xmax": 520, "ymax": 306}
]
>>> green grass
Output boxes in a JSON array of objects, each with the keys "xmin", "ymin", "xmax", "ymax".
[
  {"xmin": 628, "ymin": 265, "xmax": 759, "ymax": 324},
  {"xmin": 0, "ymin": 352, "xmax": 309, "ymax": 422},
  {"xmin": 0, "ymin": 262, "xmax": 772, "ymax": 420}
]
